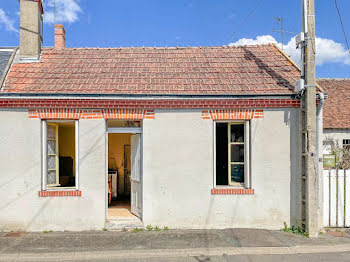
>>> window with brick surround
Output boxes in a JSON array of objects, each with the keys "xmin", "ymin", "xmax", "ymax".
[
  {"xmin": 42, "ymin": 120, "xmax": 79, "ymax": 190},
  {"xmin": 215, "ymin": 121, "xmax": 250, "ymax": 188}
]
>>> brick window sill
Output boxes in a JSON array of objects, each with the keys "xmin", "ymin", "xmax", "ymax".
[
  {"xmin": 211, "ymin": 188, "xmax": 254, "ymax": 195},
  {"xmin": 38, "ymin": 190, "xmax": 82, "ymax": 197}
]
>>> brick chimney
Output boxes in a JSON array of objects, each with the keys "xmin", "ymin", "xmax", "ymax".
[
  {"xmin": 19, "ymin": 0, "xmax": 44, "ymax": 60},
  {"xmin": 54, "ymin": 25, "xmax": 66, "ymax": 49}
]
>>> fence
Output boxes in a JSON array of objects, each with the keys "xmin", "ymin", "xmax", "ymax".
[{"xmin": 323, "ymin": 169, "xmax": 350, "ymax": 227}]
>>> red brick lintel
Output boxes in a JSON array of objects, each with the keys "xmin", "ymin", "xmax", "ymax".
[
  {"xmin": 38, "ymin": 190, "xmax": 82, "ymax": 197},
  {"xmin": 0, "ymin": 98, "xmax": 301, "ymax": 109},
  {"xmin": 211, "ymin": 188, "xmax": 255, "ymax": 195}
]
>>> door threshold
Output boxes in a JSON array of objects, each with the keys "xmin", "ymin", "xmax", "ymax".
[{"xmin": 106, "ymin": 217, "xmax": 143, "ymax": 230}]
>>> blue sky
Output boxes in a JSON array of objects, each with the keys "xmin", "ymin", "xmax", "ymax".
[{"xmin": 0, "ymin": 0, "xmax": 349, "ymax": 78}]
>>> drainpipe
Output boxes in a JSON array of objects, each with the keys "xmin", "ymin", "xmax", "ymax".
[{"xmin": 316, "ymin": 92, "xmax": 325, "ymax": 212}]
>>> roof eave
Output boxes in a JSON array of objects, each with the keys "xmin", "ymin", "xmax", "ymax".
[{"xmin": 0, "ymin": 92, "xmax": 299, "ymax": 99}]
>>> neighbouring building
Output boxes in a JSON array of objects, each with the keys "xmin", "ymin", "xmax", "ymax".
[
  {"xmin": 0, "ymin": 0, "xmax": 324, "ymax": 231},
  {"xmin": 318, "ymin": 79, "xmax": 350, "ymax": 156},
  {"xmin": 0, "ymin": 47, "xmax": 15, "ymax": 87}
]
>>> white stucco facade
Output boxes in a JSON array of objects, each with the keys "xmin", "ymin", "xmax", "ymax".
[
  {"xmin": 0, "ymin": 108, "xmax": 301, "ymax": 231},
  {"xmin": 142, "ymin": 109, "xmax": 300, "ymax": 230},
  {"xmin": 0, "ymin": 110, "xmax": 106, "ymax": 231}
]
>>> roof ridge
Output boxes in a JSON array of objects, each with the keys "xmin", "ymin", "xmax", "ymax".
[{"xmin": 42, "ymin": 43, "xmax": 276, "ymax": 50}]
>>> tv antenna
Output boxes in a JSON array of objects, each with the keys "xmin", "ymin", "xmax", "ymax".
[{"xmin": 271, "ymin": 17, "xmax": 296, "ymax": 51}]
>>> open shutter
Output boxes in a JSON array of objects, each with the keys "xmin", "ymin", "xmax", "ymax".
[
  {"xmin": 244, "ymin": 121, "xmax": 250, "ymax": 188},
  {"xmin": 130, "ymin": 134, "xmax": 142, "ymax": 218},
  {"xmin": 47, "ymin": 123, "xmax": 59, "ymax": 186}
]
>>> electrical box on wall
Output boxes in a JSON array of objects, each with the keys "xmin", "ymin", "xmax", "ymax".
[
  {"xmin": 295, "ymin": 32, "xmax": 305, "ymax": 48},
  {"xmin": 294, "ymin": 79, "xmax": 305, "ymax": 93}
]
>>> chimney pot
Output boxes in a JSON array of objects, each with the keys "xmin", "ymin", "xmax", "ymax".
[{"xmin": 55, "ymin": 25, "xmax": 66, "ymax": 49}]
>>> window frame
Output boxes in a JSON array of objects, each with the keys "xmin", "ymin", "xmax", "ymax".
[
  {"xmin": 42, "ymin": 120, "xmax": 79, "ymax": 191},
  {"xmin": 214, "ymin": 120, "xmax": 250, "ymax": 189}
]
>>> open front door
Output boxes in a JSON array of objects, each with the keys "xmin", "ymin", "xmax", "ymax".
[{"xmin": 130, "ymin": 134, "xmax": 142, "ymax": 218}]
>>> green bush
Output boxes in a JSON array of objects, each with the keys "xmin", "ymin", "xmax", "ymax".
[{"xmin": 282, "ymin": 222, "xmax": 308, "ymax": 237}]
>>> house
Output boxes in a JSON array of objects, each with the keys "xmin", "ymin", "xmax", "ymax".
[
  {"xmin": 0, "ymin": 0, "xmax": 323, "ymax": 231},
  {"xmin": 0, "ymin": 47, "xmax": 15, "ymax": 87},
  {"xmin": 319, "ymin": 78, "xmax": 350, "ymax": 158}
]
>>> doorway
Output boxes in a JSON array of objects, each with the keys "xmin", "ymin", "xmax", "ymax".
[{"xmin": 106, "ymin": 121, "xmax": 142, "ymax": 225}]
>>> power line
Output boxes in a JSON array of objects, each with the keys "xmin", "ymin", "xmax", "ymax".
[
  {"xmin": 334, "ymin": 0, "xmax": 350, "ymax": 54},
  {"xmin": 227, "ymin": 0, "xmax": 264, "ymax": 44}
]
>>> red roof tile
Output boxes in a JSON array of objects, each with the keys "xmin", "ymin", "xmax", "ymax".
[
  {"xmin": 3, "ymin": 44, "xmax": 300, "ymax": 95},
  {"xmin": 318, "ymin": 79, "xmax": 350, "ymax": 129}
]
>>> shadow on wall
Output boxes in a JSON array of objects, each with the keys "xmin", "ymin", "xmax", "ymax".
[{"xmin": 289, "ymin": 109, "xmax": 300, "ymax": 227}]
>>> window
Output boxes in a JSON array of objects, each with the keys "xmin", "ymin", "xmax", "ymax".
[
  {"xmin": 343, "ymin": 139, "xmax": 350, "ymax": 164},
  {"xmin": 215, "ymin": 122, "xmax": 250, "ymax": 187},
  {"xmin": 42, "ymin": 121, "xmax": 78, "ymax": 189}
]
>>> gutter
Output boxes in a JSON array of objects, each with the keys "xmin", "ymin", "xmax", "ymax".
[
  {"xmin": 0, "ymin": 92, "xmax": 301, "ymax": 100},
  {"xmin": 316, "ymin": 92, "xmax": 325, "ymax": 210}
]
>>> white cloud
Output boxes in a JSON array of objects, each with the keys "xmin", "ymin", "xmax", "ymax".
[
  {"xmin": 0, "ymin": 8, "xmax": 18, "ymax": 33},
  {"xmin": 229, "ymin": 35, "xmax": 350, "ymax": 66},
  {"xmin": 43, "ymin": 0, "xmax": 82, "ymax": 24}
]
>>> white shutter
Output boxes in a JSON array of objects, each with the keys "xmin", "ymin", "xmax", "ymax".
[{"xmin": 244, "ymin": 121, "xmax": 250, "ymax": 189}]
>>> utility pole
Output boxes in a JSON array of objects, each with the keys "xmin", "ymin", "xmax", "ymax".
[{"xmin": 300, "ymin": 0, "xmax": 318, "ymax": 237}]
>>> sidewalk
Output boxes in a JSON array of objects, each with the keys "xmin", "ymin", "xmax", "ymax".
[{"xmin": 1, "ymin": 228, "xmax": 350, "ymax": 261}]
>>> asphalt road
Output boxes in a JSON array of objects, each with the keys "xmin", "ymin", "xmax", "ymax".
[{"xmin": 1, "ymin": 251, "xmax": 350, "ymax": 262}]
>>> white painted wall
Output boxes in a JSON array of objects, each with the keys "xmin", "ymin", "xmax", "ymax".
[
  {"xmin": 0, "ymin": 108, "xmax": 300, "ymax": 231},
  {"xmin": 0, "ymin": 110, "xmax": 106, "ymax": 231},
  {"xmin": 142, "ymin": 109, "xmax": 300, "ymax": 229},
  {"xmin": 323, "ymin": 129, "xmax": 350, "ymax": 149}
]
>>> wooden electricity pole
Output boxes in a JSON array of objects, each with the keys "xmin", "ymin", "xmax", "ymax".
[{"xmin": 301, "ymin": 0, "xmax": 318, "ymax": 237}]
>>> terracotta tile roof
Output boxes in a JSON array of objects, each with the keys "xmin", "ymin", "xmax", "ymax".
[
  {"xmin": 3, "ymin": 44, "xmax": 300, "ymax": 95},
  {"xmin": 318, "ymin": 79, "xmax": 350, "ymax": 129}
]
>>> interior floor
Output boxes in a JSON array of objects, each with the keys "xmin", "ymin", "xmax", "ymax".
[{"xmin": 108, "ymin": 199, "xmax": 136, "ymax": 219}]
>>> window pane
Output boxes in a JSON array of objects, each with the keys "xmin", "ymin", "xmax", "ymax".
[
  {"xmin": 230, "ymin": 124, "xmax": 244, "ymax": 142},
  {"xmin": 231, "ymin": 144, "xmax": 244, "ymax": 162},
  {"xmin": 47, "ymin": 171, "xmax": 56, "ymax": 185},
  {"xmin": 231, "ymin": 164, "xmax": 244, "ymax": 183},
  {"xmin": 47, "ymin": 125, "xmax": 56, "ymax": 139},
  {"xmin": 47, "ymin": 140, "xmax": 56, "ymax": 154},
  {"xmin": 48, "ymin": 156, "xmax": 56, "ymax": 169}
]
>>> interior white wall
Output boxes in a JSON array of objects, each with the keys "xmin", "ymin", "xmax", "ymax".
[
  {"xmin": 0, "ymin": 110, "xmax": 106, "ymax": 231},
  {"xmin": 142, "ymin": 109, "xmax": 300, "ymax": 229}
]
